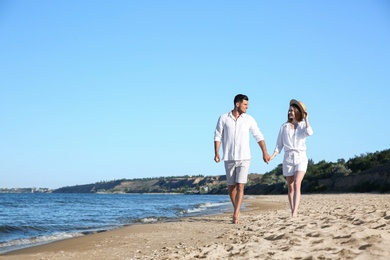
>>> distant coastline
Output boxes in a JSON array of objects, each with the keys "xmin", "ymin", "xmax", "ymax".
[{"xmin": 0, "ymin": 187, "xmax": 52, "ymax": 193}]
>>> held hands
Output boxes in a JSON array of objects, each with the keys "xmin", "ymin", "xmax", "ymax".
[{"xmin": 263, "ymin": 152, "xmax": 271, "ymax": 164}]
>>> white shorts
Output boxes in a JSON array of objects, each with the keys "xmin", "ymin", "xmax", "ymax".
[
  {"xmin": 224, "ymin": 160, "xmax": 250, "ymax": 185},
  {"xmin": 283, "ymin": 161, "xmax": 308, "ymax": 176},
  {"xmin": 283, "ymin": 152, "xmax": 308, "ymax": 177}
]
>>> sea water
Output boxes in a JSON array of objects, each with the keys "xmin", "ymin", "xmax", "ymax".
[{"xmin": 0, "ymin": 193, "xmax": 230, "ymax": 254}]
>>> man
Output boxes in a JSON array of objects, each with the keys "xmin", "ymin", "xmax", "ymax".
[{"xmin": 214, "ymin": 94, "xmax": 270, "ymax": 224}]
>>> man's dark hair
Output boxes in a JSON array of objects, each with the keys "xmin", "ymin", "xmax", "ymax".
[{"xmin": 234, "ymin": 94, "xmax": 248, "ymax": 104}]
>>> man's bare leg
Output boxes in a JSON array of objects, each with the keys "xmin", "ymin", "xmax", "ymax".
[
  {"xmin": 228, "ymin": 185, "xmax": 237, "ymax": 208},
  {"xmin": 233, "ymin": 183, "xmax": 244, "ymax": 224},
  {"xmin": 229, "ymin": 185, "xmax": 237, "ymax": 223}
]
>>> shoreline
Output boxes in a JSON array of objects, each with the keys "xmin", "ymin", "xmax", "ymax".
[
  {"xmin": 1, "ymin": 195, "xmax": 284, "ymax": 259},
  {"xmin": 2, "ymin": 194, "xmax": 390, "ymax": 259},
  {"xmin": 0, "ymin": 193, "xmax": 230, "ymax": 255}
]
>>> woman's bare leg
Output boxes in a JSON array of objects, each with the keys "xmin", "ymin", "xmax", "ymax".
[
  {"xmin": 291, "ymin": 171, "xmax": 305, "ymax": 217},
  {"xmin": 286, "ymin": 176, "xmax": 295, "ymax": 213}
]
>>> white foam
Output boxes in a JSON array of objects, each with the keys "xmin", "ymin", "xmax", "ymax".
[
  {"xmin": 140, "ymin": 217, "xmax": 159, "ymax": 223},
  {"xmin": 183, "ymin": 202, "xmax": 229, "ymax": 214},
  {"xmin": 0, "ymin": 232, "xmax": 84, "ymax": 254}
]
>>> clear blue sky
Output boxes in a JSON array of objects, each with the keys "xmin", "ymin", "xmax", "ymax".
[{"xmin": 1, "ymin": 1, "xmax": 389, "ymax": 189}]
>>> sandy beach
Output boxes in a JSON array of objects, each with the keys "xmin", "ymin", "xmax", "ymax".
[{"xmin": 2, "ymin": 193, "xmax": 390, "ymax": 260}]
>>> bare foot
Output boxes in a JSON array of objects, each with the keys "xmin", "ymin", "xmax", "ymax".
[{"xmin": 232, "ymin": 213, "xmax": 240, "ymax": 224}]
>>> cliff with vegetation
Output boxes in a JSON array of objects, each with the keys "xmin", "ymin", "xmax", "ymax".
[
  {"xmin": 52, "ymin": 175, "xmax": 228, "ymax": 194},
  {"xmin": 51, "ymin": 149, "xmax": 390, "ymax": 195}
]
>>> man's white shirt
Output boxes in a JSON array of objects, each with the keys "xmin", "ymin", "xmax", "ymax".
[{"xmin": 214, "ymin": 112, "xmax": 264, "ymax": 161}]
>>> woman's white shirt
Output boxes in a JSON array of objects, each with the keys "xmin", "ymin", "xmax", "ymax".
[{"xmin": 274, "ymin": 121, "xmax": 313, "ymax": 154}]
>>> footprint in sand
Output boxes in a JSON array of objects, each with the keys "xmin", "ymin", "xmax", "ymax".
[
  {"xmin": 352, "ymin": 219, "xmax": 365, "ymax": 225},
  {"xmin": 333, "ymin": 234, "xmax": 352, "ymax": 239},
  {"xmin": 307, "ymin": 232, "xmax": 321, "ymax": 238},
  {"xmin": 358, "ymin": 244, "xmax": 372, "ymax": 250},
  {"xmin": 311, "ymin": 239, "xmax": 324, "ymax": 245},
  {"xmin": 264, "ymin": 233, "xmax": 285, "ymax": 241}
]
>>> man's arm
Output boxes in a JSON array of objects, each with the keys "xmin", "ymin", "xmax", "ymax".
[
  {"xmin": 214, "ymin": 141, "xmax": 221, "ymax": 163},
  {"xmin": 258, "ymin": 140, "xmax": 270, "ymax": 164}
]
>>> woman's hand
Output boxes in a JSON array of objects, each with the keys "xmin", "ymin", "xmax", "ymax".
[
  {"xmin": 305, "ymin": 111, "xmax": 310, "ymax": 128},
  {"xmin": 270, "ymin": 151, "xmax": 278, "ymax": 161}
]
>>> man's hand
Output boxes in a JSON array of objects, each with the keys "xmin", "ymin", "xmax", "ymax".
[
  {"xmin": 263, "ymin": 152, "xmax": 271, "ymax": 164},
  {"xmin": 214, "ymin": 141, "xmax": 221, "ymax": 163}
]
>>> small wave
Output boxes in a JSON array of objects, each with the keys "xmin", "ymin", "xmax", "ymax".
[
  {"xmin": 135, "ymin": 216, "xmax": 170, "ymax": 223},
  {"xmin": 0, "ymin": 232, "xmax": 84, "ymax": 254},
  {"xmin": 140, "ymin": 217, "xmax": 159, "ymax": 223},
  {"xmin": 201, "ymin": 202, "xmax": 228, "ymax": 208},
  {"xmin": 185, "ymin": 207, "xmax": 203, "ymax": 213},
  {"xmin": 0, "ymin": 225, "xmax": 20, "ymax": 234},
  {"xmin": 181, "ymin": 201, "xmax": 229, "ymax": 214},
  {"xmin": 0, "ymin": 225, "xmax": 45, "ymax": 234}
]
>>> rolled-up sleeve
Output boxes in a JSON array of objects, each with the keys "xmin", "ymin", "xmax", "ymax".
[
  {"xmin": 214, "ymin": 116, "xmax": 223, "ymax": 142},
  {"xmin": 305, "ymin": 125, "xmax": 313, "ymax": 136},
  {"xmin": 249, "ymin": 117, "xmax": 264, "ymax": 142}
]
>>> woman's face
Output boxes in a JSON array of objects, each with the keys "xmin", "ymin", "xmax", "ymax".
[{"xmin": 288, "ymin": 106, "xmax": 296, "ymax": 120}]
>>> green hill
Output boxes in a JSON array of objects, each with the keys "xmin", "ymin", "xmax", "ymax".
[{"xmin": 52, "ymin": 148, "xmax": 390, "ymax": 194}]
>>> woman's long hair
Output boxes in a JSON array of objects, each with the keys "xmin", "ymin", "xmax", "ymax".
[{"xmin": 287, "ymin": 104, "xmax": 304, "ymax": 123}]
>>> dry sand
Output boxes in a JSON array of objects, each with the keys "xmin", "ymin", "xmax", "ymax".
[{"xmin": 1, "ymin": 193, "xmax": 390, "ymax": 259}]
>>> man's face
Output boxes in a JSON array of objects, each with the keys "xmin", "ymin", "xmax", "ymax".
[{"xmin": 237, "ymin": 100, "xmax": 248, "ymax": 114}]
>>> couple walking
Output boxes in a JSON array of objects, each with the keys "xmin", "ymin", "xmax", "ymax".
[{"xmin": 214, "ymin": 94, "xmax": 313, "ymax": 223}]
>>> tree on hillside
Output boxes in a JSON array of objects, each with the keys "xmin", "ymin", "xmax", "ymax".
[{"xmin": 346, "ymin": 149, "xmax": 390, "ymax": 173}]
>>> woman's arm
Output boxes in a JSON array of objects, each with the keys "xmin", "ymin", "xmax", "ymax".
[{"xmin": 270, "ymin": 151, "xmax": 278, "ymax": 161}]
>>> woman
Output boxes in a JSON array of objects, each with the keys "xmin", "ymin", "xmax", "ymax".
[{"xmin": 270, "ymin": 99, "xmax": 313, "ymax": 218}]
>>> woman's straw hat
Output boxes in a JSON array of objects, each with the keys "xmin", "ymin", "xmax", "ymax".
[{"xmin": 290, "ymin": 99, "xmax": 307, "ymax": 117}]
